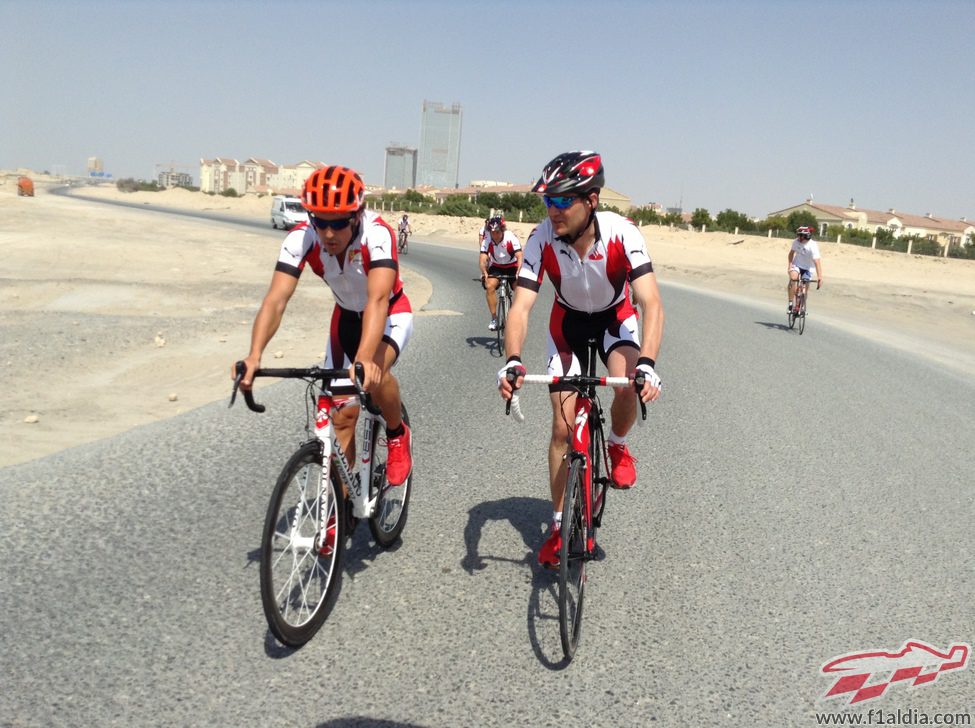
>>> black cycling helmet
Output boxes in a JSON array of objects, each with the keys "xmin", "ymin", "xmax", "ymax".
[
  {"xmin": 532, "ymin": 150, "xmax": 605, "ymax": 196},
  {"xmin": 487, "ymin": 215, "xmax": 505, "ymax": 232}
]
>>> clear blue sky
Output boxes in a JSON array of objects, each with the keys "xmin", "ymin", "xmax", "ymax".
[{"xmin": 3, "ymin": 0, "xmax": 973, "ymax": 219}]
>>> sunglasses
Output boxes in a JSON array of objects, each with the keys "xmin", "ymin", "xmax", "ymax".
[
  {"xmin": 310, "ymin": 214, "xmax": 355, "ymax": 231},
  {"xmin": 543, "ymin": 195, "xmax": 578, "ymax": 210}
]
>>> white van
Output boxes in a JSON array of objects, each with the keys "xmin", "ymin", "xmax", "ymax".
[{"xmin": 270, "ymin": 196, "xmax": 309, "ymax": 230}]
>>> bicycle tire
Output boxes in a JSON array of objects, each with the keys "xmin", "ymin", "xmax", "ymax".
[
  {"xmin": 558, "ymin": 458, "xmax": 587, "ymax": 660},
  {"xmin": 797, "ymin": 291, "xmax": 806, "ymax": 335},
  {"xmin": 590, "ymin": 419, "xmax": 608, "ymax": 531},
  {"xmin": 260, "ymin": 440, "xmax": 345, "ymax": 647},
  {"xmin": 368, "ymin": 405, "xmax": 412, "ymax": 547},
  {"xmin": 495, "ymin": 287, "xmax": 507, "ymax": 351}
]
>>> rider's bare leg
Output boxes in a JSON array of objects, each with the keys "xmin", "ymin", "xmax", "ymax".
[{"xmin": 485, "ymin": 278, "xmax": 499, "ymax": 317}]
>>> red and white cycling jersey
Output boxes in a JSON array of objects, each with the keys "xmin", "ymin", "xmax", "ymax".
[
  {"xmin": 479, "ymin": 230, "xmax": 522, "ymax": 268},
  {"xmin": 517, "ymin": 211, "xmax": 654, "ymax": 313},
  {"xmin": 275, "ymin": 210, "xmax": 410, "ymax": 314}
]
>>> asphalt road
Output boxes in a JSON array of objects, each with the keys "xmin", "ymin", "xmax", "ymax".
[{"xmin": 2, "ymin": 208, "xmax": 974, "ymax": 727}]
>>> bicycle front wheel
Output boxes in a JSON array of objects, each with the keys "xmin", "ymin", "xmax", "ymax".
[
  {"xmin": 559, "ymin": 458, "xmax": 587, "ymax": 660},
  {"xmin": 368, "ymin": 405, "xmax": 412, "ymax": 547},
  {"xmin": 797, "ymin": 293, "xmax": 807, "ymax": 335},
  {"xmin": 495, "ymin": 289, "xmax": 507, "ymax": 351},
  {"xmin": 260, "ymin": 441, "xmax": 345, "ymax": 647}
]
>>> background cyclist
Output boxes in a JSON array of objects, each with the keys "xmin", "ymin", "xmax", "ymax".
[
  {"xmin": 234, "ymin": 165, "xmax": 413, "ymax": 485},
  {"xmin": 788, "ymin": 225, "xmax": 824, "ymax": 313},
  {"xmin": 476, "ymin": 216, "xmax": 490, "ymax": 248},
  {"xmin": 397, "ymin": 213, "xmax": 412, "ymax": 250},
  {"xmin": 497, "ymin": 150, "xmax": 664, "ymax": 568},
  {"xmin": 478, "ymin": 214, "xmax": 522, "ymax": 331}
]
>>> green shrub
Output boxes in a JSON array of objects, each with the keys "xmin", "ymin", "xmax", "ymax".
[{"xmin": 116, "ymin": 177, "xmax": 163, "ymax": 192}]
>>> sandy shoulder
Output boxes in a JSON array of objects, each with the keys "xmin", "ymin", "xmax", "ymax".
[
  {"xmin": 2, "ymin": 182, "xmax": 973, "ymax": 466},
  {"xmin": 0, "ymin": 184, "xmax": 430, "ymax": 466}
]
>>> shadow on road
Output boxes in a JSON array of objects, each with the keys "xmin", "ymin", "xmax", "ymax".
[
  {"xmin": 465, "ymin": 335, "xmax": 502, "ymax": 357},
  {"xmin": 754, "ymin": 320, "xmax": 793, "ymax": 332},
  {"xmin": 316, "ymin": 719, "xmax": 430, "ymax": 728},
  {"xmin": 460, "ymin": 496, "xmax": 573, "ymax": 669}
]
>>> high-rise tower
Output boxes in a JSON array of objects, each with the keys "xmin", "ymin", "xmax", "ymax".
[{"xmin": 416, "ymin": 101, "xmax": 462, "ymax": 188}]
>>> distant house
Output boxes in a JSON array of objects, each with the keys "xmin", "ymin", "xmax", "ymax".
[
  {"xmin": 158, "ymin": 171, "xmax": 193, "ymax": 188},
  {"xmin": 769, "ymin": 199, "xmax": 974, "ymax": 248},
  {"xmin": 597, "ymin": 186, "xmax": 632, "ymax": 212},
  {"xmin": 426, "ymin": 183, "xmax": 535, "ymax": 204},
  {"xmin": 241, "ymin": 158, "xmax": 278, "ymax": 195},
  {"xmin": 267, "ymin": 161, "xmax": 326, "ymax": 196},
  {"xmin": 199, "ymin": 158, "xmax": 244, "ymax": 194},
  {"xmin": 199, "ymin": 158, "xmax": 327, "ymax": 195}
]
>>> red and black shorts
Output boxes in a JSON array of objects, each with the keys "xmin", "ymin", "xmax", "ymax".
[{"xmin": 545, "ymin": 301, "xmax": 639, "ymax": 392}]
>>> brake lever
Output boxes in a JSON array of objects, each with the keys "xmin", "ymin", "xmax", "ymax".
[
  {"xmin": 354, "ymin": 362, "xmax": 381, "ymax": 415},
  {"xmin": 633, "ymin": 371, "xmax": 648, "ymax": 421},
  {"xmin": 504, "ymin": 369, "xmax": 518, "ymax": 416},
  {"xmin": 230, "ymin": 361, "xmax": 245, "ymax": 408}
]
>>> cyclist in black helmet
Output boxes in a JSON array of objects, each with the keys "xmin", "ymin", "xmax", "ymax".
[
  {"xmin": 498, "ymin": 150, "xmax": 664, "ymax": 568},
  {"xmin": 479, "ymin": 214, "xmax": 522, "ymax": 330}
]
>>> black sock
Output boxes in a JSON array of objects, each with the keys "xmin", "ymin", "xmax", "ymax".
[{"xmin": 386, "ymin": 423, "xmax": 405, "ymax": 438}]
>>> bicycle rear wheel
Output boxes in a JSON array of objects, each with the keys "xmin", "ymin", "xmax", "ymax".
[
  {"xmin": 260, "ymin": 441, "xmax": 345, "ymax": 647},
  {"xmin": 559, "ymin": 458, "xmax": 587, "ymax": 660},
  {"xmin": 590, "ymin": 420, "xmax": 608, "ymax": 531},
  {"xmin": 368, "ymin": 405, "xmax": 412, "ymax": 547}
]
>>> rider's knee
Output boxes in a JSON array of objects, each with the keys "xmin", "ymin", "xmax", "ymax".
[{"xmin": 551, "ymin": 417, "xmax": 571, "ymax": 443}]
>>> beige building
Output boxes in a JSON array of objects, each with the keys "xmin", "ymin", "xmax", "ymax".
[
  {"xmin": 199, "ymin": 158, "xmax": 245, "ymax": 194},
  {"xmin": 770, "ymin": 199, "xmax": 974, "ymax": 248},
  {"xmin": 597, "ymin": 186, "xmax": 632, "ymax": 212},
  {"xmin": 199, "ymin": 158, "xmax": 328, "ymax": 195},
  {"xmin": 267, "ymin": 161, "xmax": 325, "ymax": 196}
]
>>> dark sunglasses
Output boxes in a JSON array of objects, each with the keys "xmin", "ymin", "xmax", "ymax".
[
  {"xmin": 543, "ymin": 195, "xmax": 578, "ymax": 210},
  {"xmin": 310, "ymin": 214, "xmax": 355, "ymax": 231}
]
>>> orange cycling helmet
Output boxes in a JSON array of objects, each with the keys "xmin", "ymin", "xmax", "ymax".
[{"xmin": 302, "ymin": 165, "xmax": 365, "ymax": 214}]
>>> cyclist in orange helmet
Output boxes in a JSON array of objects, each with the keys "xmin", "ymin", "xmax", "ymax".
[{"xmin": 235, "ymin": 165, "xmax": 413, "ymax": 485}]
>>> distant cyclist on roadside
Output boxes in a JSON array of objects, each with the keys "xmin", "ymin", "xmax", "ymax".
[
  {"xmin": 397, "ymin": 213, "xmax": 412, "ymax": 251},
  {"xmin": 476, "ymin": 216, "xmax": 490, "ymax": 248},
  {"xmin": 788, "ymin": 225, "xmax": 824, "ymax": 313},
  {"xmin": 234, "ymin": 165, "xmax": 413, "ymax": 485},
  {"xmin": 479, "ymin": 214, "xmax": 522, "ymax": 331},
  {"xmin": 497, "ymin": 151, "xmax": 664, "ymax": 568}
]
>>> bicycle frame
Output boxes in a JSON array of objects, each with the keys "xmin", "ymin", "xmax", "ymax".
[
  {"xmin": 314, "ymin": 392, "xmax": 384, "ymax": 522},
  {"xmin": 504, "ymin": 353, "xmax": 646, "ymax": 660},
  {"xmin": 510, "ymin": 371, "xmax": 637, "ymax": 554}
]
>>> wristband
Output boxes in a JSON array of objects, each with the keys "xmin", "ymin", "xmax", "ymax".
[
  {"xmin": 506, "ymin": 355, "xmax": 522, "ymax": 365},
  {"xmin": 637, "ymin": 356, "xmax": 655, "ymax": 369}
]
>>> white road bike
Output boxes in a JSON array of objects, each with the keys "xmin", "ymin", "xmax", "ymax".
[{"xmin": 231, "ymin": 362, "xmax": 412, "ymax": 647}]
